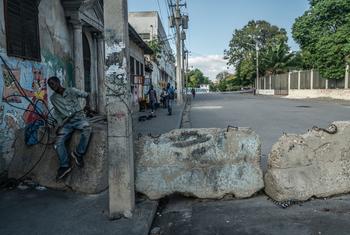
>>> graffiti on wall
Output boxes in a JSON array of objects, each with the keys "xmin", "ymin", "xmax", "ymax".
[
  {"xmin": 0, "ymin": 51, "xmax": 73, "ymax": 168},
  {"xmin": 2, "ymin": 67, "xmax": 21, "ymax": 103}
]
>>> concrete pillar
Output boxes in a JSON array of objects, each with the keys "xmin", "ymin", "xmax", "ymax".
[
  {"xmin": 269, "ymin": 75, "xmax": 272, "ymax": 90},
  {"xmin": 326, "ymin": 79, "xmax": 329, "ymax": 89},
  {"xmin": 288, "ymin": 72, "xmax": 291, "ymax": 91},
  {"xmin": 97, "ymin": 34, "xmax": 106, "ymax": 114},
  {"xmin": 298, "ymin": 71, "xmax": 301, "ymax": 90},
  {"xmin": 73, "ymin": 23, "xmax": 85, "ymax": 91},
  {"xmin": 90, "ymin": 34, "xmax": 98, "ymax": 110},
  {"xmin": 104, "ymin": 0, "xmax": 134, "ymax": 219},
  {"xmin": 310, "ymin": 69, "xmax": 314, "ymax": 90},
  {"xmin": 345, "ymin": 64, "xmax": 349, "ymax": 89}
]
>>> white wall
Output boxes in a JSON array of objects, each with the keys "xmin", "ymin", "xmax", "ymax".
[{"xmin": 287, "ymin": 89, "xmax": 350, "ymax": 100}]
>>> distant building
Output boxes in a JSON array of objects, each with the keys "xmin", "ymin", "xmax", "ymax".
[
  {"xmin": 197, "ymin": 84, "xmax": 210, "ymax": 93},
  {"xmin": 129, "ymin": 11, "xmax": 176, "ymax": 96},
  {"xmin": 128, "ymin": 25, "xmax": 153, "ymax": 111}
]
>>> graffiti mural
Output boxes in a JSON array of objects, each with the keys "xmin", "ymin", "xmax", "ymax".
[
  {"xmin": 22, "ymin": 68, "xmax": 48, "ymax": 125},
  {"xmin": 0, "ymin": 51, "xmax": 72, "ymax": 171},
  {"xmin": 2, "ymin": 66, "xmax": 22, "ymax": 103}
]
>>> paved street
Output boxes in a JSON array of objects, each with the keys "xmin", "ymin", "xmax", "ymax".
[
  {"xmin": 190, "ymin": 93, "xmax": 350, "ymax": 169},
  {"xmin": 153, "ymin": 194, "xmax": 350, "ymax": 235},
  {"xmin": 150, "ymin": 93, "xmax": 350, "ymax": 235},
  {"xmin": 0, "ymin": 104, "xmax": 185, "ymax": 235}
]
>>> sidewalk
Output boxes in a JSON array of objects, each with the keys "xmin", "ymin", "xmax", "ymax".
[
  {"xmin": 133, "ymin": 101, "xmax": 185, "ymax": 135},
  {"xmin": 0, "ymin": 102, "xmax": 186, "ymax": 235},
  {"xmin": 0, "ymin": 189, "xmax": 157, "ymax": 235}
]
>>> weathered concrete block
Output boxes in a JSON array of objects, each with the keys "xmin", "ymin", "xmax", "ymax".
[
  {"xmin": 135, "ymin": 128, "xmax": 264, "ymax": 199},
  {"xmin": 8, "ymin": 123, "xmax": 108, "ymax": 194},
  {"xmin": 265, "ymin": 121, "xmax": 350, "ymax": 201}
]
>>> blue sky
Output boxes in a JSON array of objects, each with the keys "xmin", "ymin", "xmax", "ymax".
[{"xmin": 129, "ymin": 0, "xmax": 310, "ymax": 79}]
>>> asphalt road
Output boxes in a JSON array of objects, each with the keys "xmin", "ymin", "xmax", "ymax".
[
  {"xmin": 151, "ymin": 94, "xmax": 350, "ymax": 235},
  {"xmin": 190, "ymin": 93, "xmax": 350, "ymax": 169}
]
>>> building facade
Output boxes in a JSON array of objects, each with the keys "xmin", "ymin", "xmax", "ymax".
[
  {"xmin": 128, "ymin": 25, "xmax": 153, "ymax": 111},
  {"xmin": 0, "ymin": 0, "xmax": 152, "ymax": 175},
  {"xmin": 129, "ymin": 11, "xmax": 176, "ymax": 96}
]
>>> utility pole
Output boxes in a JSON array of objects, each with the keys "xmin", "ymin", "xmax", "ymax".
[
  {"xmin": 184, "ymin": 49, "xmax": 189, "ymax": 94},
  {"xmin": 181, "ymin": 30, "xmax": 186, "ymax": 95},
  {"xmin": 175, "ymin": 0, "xmax": 183, "ymax": 103},
  {"xmin": 256, "ymin": 43, "xmax": 259, "ymax": 90},
  {"xmin": 104, "ymin": 0, "xmax": 135, "ymax": 219},
  {"xmin": 169, "ymin": 0, "xmax": 189, "ymax": 102}
]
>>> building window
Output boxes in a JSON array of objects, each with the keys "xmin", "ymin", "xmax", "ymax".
[
  {"xmin": 130, "ymin": 57, "xmax": 135, "ymax": 75},
  {"xmin": 4, "ymin": 0, "xmax": 41, "ymax": 61},
  {"xmin": 136, "ymin": 60, "xmax": 140, "ymax": 75},
  {"xmin": 140, "ymin": 63, "xmax": 144, "ymax": 76},
  {"xmin": 139, "ymin": 33, "xmax": 150, "ymax": 40}
]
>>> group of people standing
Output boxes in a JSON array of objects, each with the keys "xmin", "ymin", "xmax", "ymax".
[{"xmin": 147, "ymin": 82, "xmax": 175, "ymax": 116}]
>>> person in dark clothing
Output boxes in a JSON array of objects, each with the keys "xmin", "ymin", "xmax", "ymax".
[
  {"xmin": 146, "ymin": 85, "xmax": 157, "ymax": 116},
  {"xmin": 160, "ymin": 88, "xmax": 167, "ymax": 108},
  {"xmin": 191, "ymin": 88, "xmax": 196, "ymax": 99},
  {"xmin": 165, "ymin": 83, "xmax": 175, "ymax": 115}
]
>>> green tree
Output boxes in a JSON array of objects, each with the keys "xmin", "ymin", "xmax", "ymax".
[
  {"xmin": 225, "ymin": 20, "xmax": 291, "ymax": 84},
  {"xmin": 225, "ymin": 20, "xmax": 288, "ymax": 68},
  {"xmin": 147, "ymin": 39, "xmax": 163, "ymax": 62},
  {"xmin": 260, "ymin": 40, "xmax": 295, "ymax": 75},
  {"xmin": 187, "ymin": 68, "xmax": 210, "ymax": 87},
  {"xmin": 292, "ymin": 0, "xmax": 350, "ymax": 79},
  {"xmin": 216, "ymin": 71, "xmax": 231, "ymax": 81},
  {"xmin": 213, "ymin": 72, "xmax": 242, "ymax": 91}
]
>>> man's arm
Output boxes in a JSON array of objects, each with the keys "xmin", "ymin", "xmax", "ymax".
[{"xmin": 71, "ymin": 87, "xmax": 90, "ymax": 111}]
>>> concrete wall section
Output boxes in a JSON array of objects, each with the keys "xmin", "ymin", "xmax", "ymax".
[
  {"xmin": 129, "ymin": 40, "xmax": 145, "ymax": 64},
  {"xmin": 286, "ymin": 89, "xmax": 350, "ymax": 100},
  {"xmin": 257, "ymin": 89, "xmax": 275, "ymax": 96},
  {"xmin": 136, "ymin": 128, "xmax": 264, "ymax": 199},
  {"xmin": 265, "ymin": 121, "xmax": 350, "ymax": 201}
]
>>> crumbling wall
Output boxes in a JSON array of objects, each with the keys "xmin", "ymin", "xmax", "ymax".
[
  {"xmin": 135, "ymin": 128, "xmax": 264, "ymax": 199},
  {"xmin": 0, "ymin": 0, "xmax": 73, "ymax": 175},
  {"xmin": 265, "ymin": 121, "xmax": 350, "ymax": 201},
  {"xmin": 8, "ymin": 122, "xmax": 108, "ymax": 194}
]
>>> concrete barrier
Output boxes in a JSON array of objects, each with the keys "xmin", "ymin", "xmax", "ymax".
[
  {"xmin": 8, "ymin": 123, "xmax": 108, "ymax": 194},
  {"xmin": 135, "ymin": 128, "xmax": 264, "ymax": 200},
  {"xmin": 265, "ymin": 121, "xmax": 350, "ymax": 201}
]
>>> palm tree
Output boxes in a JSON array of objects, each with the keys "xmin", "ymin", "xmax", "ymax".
[{"xmin": 260, "ymin": 40, "xmax": 295, "ymax": 75}]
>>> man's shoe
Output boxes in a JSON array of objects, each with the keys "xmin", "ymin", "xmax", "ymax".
[
  {"xmin": 56, "ymin": 167, "xmax": 71, "ymax": 180},
  {"xmin": 71, "ymin": 151, "xmax": 84, "ymax": 168}
]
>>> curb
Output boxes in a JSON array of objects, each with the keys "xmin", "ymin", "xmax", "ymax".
[
  {"xmin": 144, "ymin": 200, "xmax": 159, "ymax": 235},
  {"xmin": 176, "ymin": 98, "xmax": 188, "ymax": 129}
]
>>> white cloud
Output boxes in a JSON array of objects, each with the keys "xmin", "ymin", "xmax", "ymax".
[{"xmin": 188, "ymin": 55, "xmax": 235, "ymax": 80}]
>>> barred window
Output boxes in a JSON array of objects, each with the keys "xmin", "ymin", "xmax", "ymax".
[{"xmin": 4, "ymin": 0, "xmax": 41, "ymax": 61}]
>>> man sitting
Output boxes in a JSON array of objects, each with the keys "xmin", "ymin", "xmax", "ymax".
[{"xmin": 48, "ymin": 76, "xmax": 92, "ymax": 180}]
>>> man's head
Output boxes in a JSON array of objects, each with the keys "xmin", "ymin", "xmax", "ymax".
[
  {"xmin": 48, "ymin": 76, "xmax": 63, "ymax": 94},
  {"xmin": 150, "ymin": 85, "xmax": 154, "ymax": 90},
  {"xmin": 167, "ymin": 83, "xmax": 170, "ymax": 89}
]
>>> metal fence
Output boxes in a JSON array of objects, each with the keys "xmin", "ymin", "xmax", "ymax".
[{"xmin": 258, "ymin": 70, "xmax": 347, "ymax": 95}]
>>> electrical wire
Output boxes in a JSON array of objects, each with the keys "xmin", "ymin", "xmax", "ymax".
[{"xmin": 0, "ymin": 55, "xmax": 59, "ymax": 183}]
